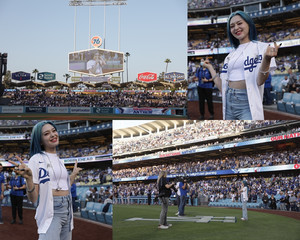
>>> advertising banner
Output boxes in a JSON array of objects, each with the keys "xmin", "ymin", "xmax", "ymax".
[
  {"xmin": 115, "ymin": 107, "xmax": 168, "ymax": 115},
  {"xmin": 11, "ymin": 71, "xmax": 31, "ymax": 81},
  {"xmin": 25, "ymin": 107, "xmax": 46, "ymax": 113},
  {"xmin": 137, "ymin": 72, "xmax": 157, "ymax": 82},
  {"xmin": 71, "ymin": 76, "xmax": 81, "ymax": 82},
  {"xmin": 37, "ymin": 72, "xmax": 56, "ymax": 81},
  {"xmin": 93, "ymin": 107, "xmax": 114, "ymax": 114},
  {"xmin": 47, "ymin": 107, "xmax": 69, "ymax": 114},
  {"xmin": 81, "ymin": 76, "xmax": 110, "ymax": 82},
  {"xmin": 70, "ymin": 107, "xmax": 91, "ymax": 114},
  {"xmin": 1, "ymin": 106, "xmax": 24, "ymax": 113},
  {"xmin": 164, "ymin": 72, "xmax": 185, "ymax": 82}
]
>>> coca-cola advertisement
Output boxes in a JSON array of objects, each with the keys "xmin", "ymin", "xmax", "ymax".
[{"xmin": 137, "ymin": 72, "xmax": 157, "ymax": 82}]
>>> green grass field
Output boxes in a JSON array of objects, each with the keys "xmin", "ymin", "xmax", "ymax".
[{"xmin": 113, "ymin": 204, "xmax": 300, "ymax": 240}]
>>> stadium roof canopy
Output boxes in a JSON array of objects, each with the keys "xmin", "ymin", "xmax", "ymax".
[{"xmin": 113, "ymin": 120, "xmax": 195, "ymax": 139}]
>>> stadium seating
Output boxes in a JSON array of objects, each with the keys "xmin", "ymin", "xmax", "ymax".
[
  {"xmin": 81, "ymin": 201, "xmax": 95, "ymax": 219},
  {"xmin": 80, "ymin": 201, "xmax": 113, "ymax": 225},
  {"xmin": 104, "ymin": 205, "xmax": 113, "ymax": 225},
  {"xmin": 88, "ymin": 203, "xmax": 103, "ymax": 221},
  {"xmin": 277, "ymin": 92, "xmax": 293, "ymax": 112},
  {"xmin": 286, "ymin": 93, "xmax": 300, "ymax": 115}
]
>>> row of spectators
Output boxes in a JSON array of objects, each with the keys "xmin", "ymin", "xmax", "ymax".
[
  {"xmin": 0, "ymin": 144, "xmax": 111, "ymax": 161},
  {"xmin": 84, "ymin": 186, "xmax": 113, "ymax": 203},
  {"xmin": 5, "ymin": 91, "xmax": 186, "ymax": 108},
  {"xmin": 114, "ymin": 174, "xmax": 300, "ymax": 211},
  {"xmin": 188, "ymin": 28, "xmax": 300, "ymax": 51},
  {"xmin": 0, "ymin": 120, "xmax": 40, "ymax": 126},
  {"xmin": 188, "ymin": 0, "xmax": 245, "ymax": 9},
  {"xmin": 187, "ymin": 0, "xmax": 293, "ymax": 10},
  {"xmin": 113, "ymin": 120, "xmax": 286, "ymax": 155},
  {"xmin": 76, "ymin": 168, "xmax": 113, "ymax": 186},
  {"xmin": 113, "ymin": 148, "xmax": 300, "ymax": 179}
]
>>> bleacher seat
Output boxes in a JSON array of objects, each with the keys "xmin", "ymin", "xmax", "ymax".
[
  {"xmin": 81, "ymin": 202, "xmax": 95, "ymax": 219},
  {"xmin": 277, "ymin": 92, "xmax": 293, "ymax": 112},
  {"xmin": 104, "ymin": 205, "xmax": 113, "ymax": 225},
  {"xmin": 286, "ymin": 93, "xmax": 300, "ymax": 115},
  {"xmin": 88, "ymin": 203, "xmax": 103, "ymax": 221}
]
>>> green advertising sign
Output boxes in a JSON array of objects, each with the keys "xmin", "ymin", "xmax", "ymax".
[{"xmin": 37, "ymin": 72, "xmax": 56, "ymax": 81}]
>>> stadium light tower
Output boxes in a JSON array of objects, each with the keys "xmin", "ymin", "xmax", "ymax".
[{"xmin": 69, "ymin": 0, "xmax": 127, "ymax": 50}]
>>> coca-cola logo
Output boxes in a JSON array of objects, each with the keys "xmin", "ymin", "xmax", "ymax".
[{"xmin": 138, "ymin": 72, "xmax": 157, "ymax": 82}]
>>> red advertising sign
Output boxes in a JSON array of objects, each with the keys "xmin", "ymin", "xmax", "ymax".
[{"xmin": 137, "ymin": 72, "xmax": 157, "ymax": 82}]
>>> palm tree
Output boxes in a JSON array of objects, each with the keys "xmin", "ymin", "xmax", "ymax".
[
  {"xmin": 32, "ymin": 69, "xmax": 39, "ymax": 81},
  {"xmin": 63, "ymin": 73, "xmax": 71, "ymax": 83},
  {"xmin": 125, "ymin": 52, "xmax": 130, "ymax": 83},
  {"xmin": 164, "ymin": 58, "xmax": 171, "ymax": 74}
]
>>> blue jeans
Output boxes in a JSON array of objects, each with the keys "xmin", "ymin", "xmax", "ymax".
[
  {"xmin": 39, "ymin": 195, "xmax": 72, "ymax": 240},
  {"xmin": 179, "ymin": 195, "xmax": 186, "ymax": 216},
  {"xmin": 225, "ymin": 87, "xmax": 252, "ymax": 120},
  {"xmin": 242, "ymin": 200, "xmax": 248, "ymax": 220}
]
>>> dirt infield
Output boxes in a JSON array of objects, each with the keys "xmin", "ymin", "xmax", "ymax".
[
  {"xmin": 249, "ymin": 208, "xmax": 300, "ymax": 221},
  {"xmin": 0, "ymin": 207, "xmax": 112, "ymax": 240}
]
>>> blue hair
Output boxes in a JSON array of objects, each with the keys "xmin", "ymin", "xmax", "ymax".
[
  {"xmin": 30, "ymin": 121, "xmax": 58, "ymax": 157},
  {"xmin": 227, "ymin": 11, "xmax": 257, "ymax": 49}
]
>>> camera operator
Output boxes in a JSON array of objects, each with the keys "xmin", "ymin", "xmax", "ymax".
[
  {"xmin": 157, "ymin": 171, "xmax": 175, "ymax": 229},
  {"xmin": 178, "ymin": 178, "xmax": 189, "ymax": 217}
]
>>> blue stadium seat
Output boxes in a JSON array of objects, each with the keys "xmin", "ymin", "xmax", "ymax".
[
  {"xmin": 81, "ymin": 202, "xmax": 95, "ymax": 219},
  {"xmin": 277, "ymin": 93, "xmax": 292, "ymax": 112},
  {"xmin": 286, "ymin": 93, "xmax": 300, "ymax": 114},
  {"xmin": 104, "ymin": 205, "xmax": 113, "ymax": 225},
  {"xmin": 88, "ymin": 203, "xmax": 103, "ymax": 221}
]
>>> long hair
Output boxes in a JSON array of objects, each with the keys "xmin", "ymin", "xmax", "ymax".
[
  {"xmin": 157, "ymin": 171, "xmax": 167, "ymax": 185},
  {"xmin": 227, "ymin": 11, "xmax": 257, "ymax": 49},
  {"xmin": 30, "ymin": 121, "xmax": 58, "ymax": 157}
]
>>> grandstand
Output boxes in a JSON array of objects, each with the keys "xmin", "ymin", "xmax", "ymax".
[
  {"xmin": 113, "ymin": 120, "xmax": 300, "ymax": 239},
  {"xmin": 187, "ymin": 0, "xmax": 300, "ymax": 119},
  {"xmin": 113, "ymin": 121, "xmax": 300, "ymax": 208},
  {"xmin": 0, "ymin": 120, "xmax": 113, "ymax": 227}
]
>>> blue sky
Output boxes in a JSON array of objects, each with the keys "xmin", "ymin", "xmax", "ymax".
[{"xmin": 0, "ymin": 0, "xmax": 187, "ymax": 83}]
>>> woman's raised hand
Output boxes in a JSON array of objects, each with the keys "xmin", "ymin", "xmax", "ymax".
[{"xmin": 8, "ymin": 156, "xmax": 33, "ymax": 180}]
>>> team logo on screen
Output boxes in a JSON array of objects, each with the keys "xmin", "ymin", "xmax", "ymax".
[{"xmin": 91, "ymin": 36, "xmax": 103, "ymax": 48}]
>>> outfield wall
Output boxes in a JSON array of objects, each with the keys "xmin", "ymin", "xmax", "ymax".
[{"xmin": 0, "ymin": 106, "xmax": 186, "ymax": 116}]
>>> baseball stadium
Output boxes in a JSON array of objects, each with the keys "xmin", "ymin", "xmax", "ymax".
[
  {"xmin": 112, "ymin": 120, "xmax": 300, "ymax": 240},
  {"xmin": 187, "ymin": 0, "xmax": 300, "ymax": 120},
  {"xmin": 0, "ymin": 120, "xmax": 112, "ymax": 240},
  {"xmin": 0, "ymin": 0, "xmax": 187, "ymax": 120}
]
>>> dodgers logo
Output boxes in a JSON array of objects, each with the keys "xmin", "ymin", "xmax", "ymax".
[
  {"xmin": 244, "ymin": 55, "xmax": 262, "ymax": 72},
  {"xmin": 221, "ymin": 63, "xmax": 228, "ymax": 73},
  {"xmin": 39, "ymin": 168, "xmax": 50, "ymax": 184}
]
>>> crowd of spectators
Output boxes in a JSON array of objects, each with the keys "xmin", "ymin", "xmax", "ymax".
[
  {"xmin": 76, "ymin": 167, "xmax": 113, "ymax": 186},
  {"xmin": 187, "ymin": 0, "xmax": 294, "ymax": 10},
  {"xmin": 84, "ymin": 186, "xmax": 113, "ymax": 204},
  {"xmin": 113, "ymin": 120, "xmax": 286, "ymax": 155},
  {"xmin": 5, "ymin": 91, "xmax": 186, "ymax": 108},
  {"xmin": 188, "ymin": 28, "xmax": 300, "ymax": 51},
  {"xmin": 114, "ymin": 174, "xmax": 300, "ymax": 211},
  {"xmin": 188, "ymin": 0, "xmax": 245, "ymax": 9},
  {"xmin": 0, "ymin": 143, "xmax": 111, "ymax": 161},
  {"xmin": 0, "ymin": 120, "xmax": 40, "ymax": 126},
  {"xmin": 113, "ymin": 148, "xmax": 300, "ymax": 179}
]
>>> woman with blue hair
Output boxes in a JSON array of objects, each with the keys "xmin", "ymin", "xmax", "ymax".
[
  {"xmin": 203, "ymin": 11, "xmax": 280, "ymax": 120},
  {"xmin": 9, "ymin": 121, "xmax": 82, "ymax": 240}
]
